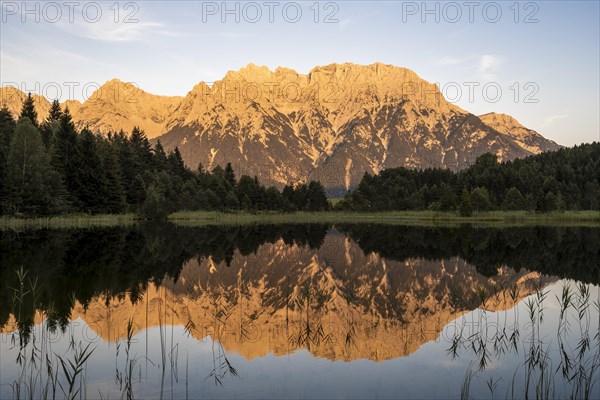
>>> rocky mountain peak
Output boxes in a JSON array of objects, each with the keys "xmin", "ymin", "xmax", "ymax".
[
  {"xmin": 480, "ymin": 112, "xmax": 526, "ymax": 130},
  {"xmin": 224, "ymin": 63, "xmax": 276, "ymax": 83},
  {"xmin": 0, "ymin": 63, "xmax": 562, "ymax": 193},
  {"xmin": 479, "ymin": 112, "xmax": 561, "ymax": 154}
]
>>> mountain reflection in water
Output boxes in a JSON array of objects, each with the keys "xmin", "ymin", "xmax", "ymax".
[{"xmin": 1, "ymin": 224, "xmax": 599, "ymax": 399}]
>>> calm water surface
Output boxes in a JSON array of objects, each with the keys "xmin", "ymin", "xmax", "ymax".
[{"xmin": 1, "ymin": 224, "xmax": 599, "ymax": 399}]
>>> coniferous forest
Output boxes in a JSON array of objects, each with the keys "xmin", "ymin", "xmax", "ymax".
[
  {"xmin": 0, "ymin": 94, "xmax": 330, "ymax": 218},
  {"xmin": 338, "ymin": 143, "xmax": 600, "ymax": 214},
  {"xmin": 1, "ymin": 93, "xmax": 599, "ymax": 218}
]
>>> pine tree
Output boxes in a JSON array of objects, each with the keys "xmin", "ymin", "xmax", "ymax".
[
  {"xmin": 306, "ymin": 181, "xmax": 329, "ymax": 211},
  {"xmin": 237, "ymin": 175, "xmax": 258, "ymax": 209},
  {"xmin": 99, "ymin": 140, "xmax": 126, "ymax": 213},
  {"xmin": 50, "ymin": 107, "xmax": 79, "ymax": 207},
  {"xmin": 292, "ymin": 183, "xmax": 308, "ymax": 210},
  {"xmin": 153, "ymin": 140, "xmax": 168, "ymax": 171},
  {"xmin": 129, "ymin": 127, "xmax": 153, "ymax": 168},
  {"xmin": 118, "ymin": 128, "xmax": 153, "ymax": 206},
  {"xmin": 4, "ymin": 118, "xmax": 53, "ymax": 214},
  {"xmin": 19, "ymin": 93, "xmax": 38, "ymax": 128},
  {"xmin": 224, "ymin": 162, "xmax": 236, "ymax": 187},
  {"xmin": 167, "ymin": 147, "xmax": 188, "ymax": 179},
  {"xmin": 47, "ymin": 100, "xmax": 62, "ymax": 122},
  {"xmin": 0, "ymin": 105, "xmax": 16, "ymax": 149},
  {"xmin": 282, "ymin": 184, "xmax": 294, "ymax": 203},
  {"xmin": 71, "ymin": 129, "xmax": 109, "ymax": 213},
  {"xmin": 0, "ymin": 106, "xmax": 16, "ymax": 212},
  {"xmin": 40, "ymin": 100, "xmax": 62, "ymax": 147}
]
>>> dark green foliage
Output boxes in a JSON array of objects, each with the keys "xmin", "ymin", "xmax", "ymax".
[
  {"xmin": 225, "ymin": 190, "xmax": 240, "ymax": 209},
  {"xmin": 224, "ymin": 162, "xmax": 236, "ymax": 187},
  {"xmin": 40, "ymin": 100, "xmax": 62, "ymax": 147},
  {"xmin": 470, "ymin": 187, "xmax": 492, "ymax": 212},
  {"xmin": 340, "ymin": 144, "xmax": 600, "ymax": 212},
  {"xmin": 98, "ymin": 140, "xmax": 126, "ymax": 213},
  {"xmin": 438, "ymin": 184, "xmax": 457, "ymax": 211},
  {"xmin": 140, "ymin": 184, "xmax": 168, "ymax": 220},
  {"xmin": 167, "ymin": 147, "xmax": 188, "ymax": 179},
  {"xmin": 71, "ymin": 129, "xmax": 113, "ymax": 213},
  {"xmin": 459, "ymin": 188, "xmax": 473, "ymax": 217},
  {"xmin": 19, "ymin": 93, "xmax": 38, "ymax": 128},
  {"xmin": 51, "ymin": 107, "xmax": 78, "ymax": 202},
  {"xmin": 47, "ymin": 99, "xmax": 62, "ymax": 122},
  {"xmin": 0, "ymin": 106, "xmax": 16, "ymax": 213},
  {"xmin": 502, "ymin": 187, "xmax": 525, "ymax": 210},
  {"xmin": 4, "ymin": 119, "xmax": 63, "ymax": 214},
  {"xmin": 306, "ymin": 181, "xmax": 330, "ymax": 211},
  {"xmin": 153, "ymin": 140, "xmax": 168, "ymax": 171},
  {"xmin": 292, "ymin": 183, "xmax": 308, "ymax": 210}
]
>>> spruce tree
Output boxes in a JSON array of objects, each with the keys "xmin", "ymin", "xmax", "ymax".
[
  {"xmin": 306, "ymin": 181, "xmax": 329, "ymax": 211},
  {"xmin": 292, "ymin": 183, "xmax": 308, "ymax": 210},
  {"xmin": 153, "ymin": 140, "xmax": 168, "ymax": 171},
  {"xmin": 4, "ymin": 118, "xmax": 53, "ymax": 214},
  {"xmin": 129, "ymin": 127, "xmax": 153, "ymax": 169},
  {"xmin": 71, "ymin": 129, "xmax": 109, "ymax": 213},
  {"xmin": 0, "ymin": 106, "xmax": 16, "ymax": 212},
  {"xmin": 167, "ymin": 147, "xmax": 188, "ymax": 179},
  {"xmin": 99, "ymin": 141, "xmax": 126, "ymax": 213},
  {"xmin": 19, "ymin": 93, "xmax": 38, "ymax": 128},
  {"xmin": 51, "ymin": 107, "xmax": 79, "ymax": 203},
  {"xmin": 47, "ymin": 100, "xmax": 62, "ymax": 122},
  {"xmin": 40, "ymin": 100, "xmax": 62, "ymax": 147},
  {"xmin": 224, "ymin": 162, "xmax": 236, "ymax": 187}
]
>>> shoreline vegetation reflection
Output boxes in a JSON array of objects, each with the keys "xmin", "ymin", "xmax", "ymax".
[{"xmin": 1, "ymin": 224, "xmax": 599, "ymax": 399}]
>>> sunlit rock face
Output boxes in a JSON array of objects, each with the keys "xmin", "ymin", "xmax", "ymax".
[
  {"xmin": 0, "ymin": 63, "xmax": 559, "ymax": 193},
  {"xmin": 479, "ymin": 112, "xmax": 561, "ymax": 154},
  {"xmin": 2, "ymin": 232, "xmax": 551, "ymax": 362}
]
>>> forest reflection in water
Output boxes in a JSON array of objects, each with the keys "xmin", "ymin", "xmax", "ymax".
[{"xmin": 0, "ymin": 224, "xmax": 599, "ymax": 399}]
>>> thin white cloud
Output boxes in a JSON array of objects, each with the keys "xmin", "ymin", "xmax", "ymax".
[
  {"xmin": 478, "ymin": 54, "xmax": 501, "ymax": 80},
  {"xmin": 64, "ymin": 19, "xmax": 177, "ymax": 42},
  {"xmin": 542, "ymin": 114, "xmax": 568, "ymax": 127},
  {"xmin": 18, "ymin": 2, "xmax": 183, "ymax": 43}
]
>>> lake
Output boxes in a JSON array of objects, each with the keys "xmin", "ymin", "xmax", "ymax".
[{"xmin": 1, "ymin": 224, "xmax": 599, "ymax": 399}]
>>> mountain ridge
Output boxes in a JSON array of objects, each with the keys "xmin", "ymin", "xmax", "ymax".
[{"xmin": 0, "ymin": 63, "xmax": 562, "ymax": 193}]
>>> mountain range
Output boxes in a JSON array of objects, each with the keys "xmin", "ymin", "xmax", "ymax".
[{"xmin": 0, "ymin": 63, "xmax": 561, "ymax": 194}]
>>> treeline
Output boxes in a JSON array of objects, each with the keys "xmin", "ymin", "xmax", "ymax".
[
  {"xmin": 0, "ymin": 94, "xmax": 330, "ymax": 217},
  {"xmin": 338, "ymin": 143, "xmax": 600, "ymax": 214}
]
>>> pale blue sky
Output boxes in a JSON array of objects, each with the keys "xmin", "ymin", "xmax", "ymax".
[{"xmin": 1, "ymin": 1, "xmax": 598, "ymax": 146}]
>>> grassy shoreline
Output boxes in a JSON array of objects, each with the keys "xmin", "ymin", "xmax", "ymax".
[
  {"xmin": 0, "ymin": 210, "xmax": 598, "ymax": 230},
  {"xmin": 169, "ymin": 210, "xmax": 600, "ymax": 227},
  {"xmin": 0, "ymin": 213, "xmax": 137, "ymax": 231}
]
